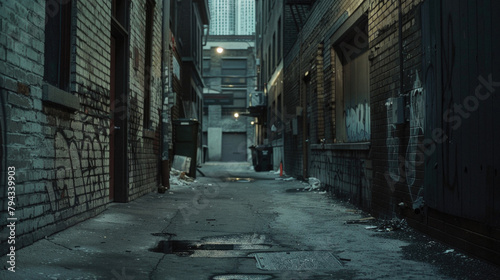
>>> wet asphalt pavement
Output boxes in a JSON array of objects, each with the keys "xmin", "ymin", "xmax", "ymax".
[{"xmin": 1, "ymin": 162, "xmax": 499, "ymax": 279}]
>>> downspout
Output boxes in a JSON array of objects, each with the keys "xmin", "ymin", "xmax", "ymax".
[
  {"xmin": 203, "ymin": 24, "xmax": 209, "ymax": 46},
  {"xmin": 300, "ymin": 29, "xmax": 308, "ymax": 179},
  {"xmin": 160, "ymin": 0, "xmax": 172, "ymax": 191},
  {"xmin": 398, "ymin": 0, "xmax": 404, "ymax": 96}
]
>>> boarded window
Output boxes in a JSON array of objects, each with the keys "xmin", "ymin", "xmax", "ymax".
[{"xmin": 333, "ymin": 18, "xmax": 370, "ymax": 143}]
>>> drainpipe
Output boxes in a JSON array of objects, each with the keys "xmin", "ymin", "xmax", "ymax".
[
  {"xmin": 299, "ymin": 30, "xmax": 308, "ymax": 180},
  {"xmin": 398, "ymin": 0, "xmax": 404, "ymax": 96},
  {"xmin": 161, "ymin": 0, "xmax": 172, "ymax": 190}
]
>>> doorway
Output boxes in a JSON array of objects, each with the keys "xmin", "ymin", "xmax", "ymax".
[{"xmin": 110, "ymin": 0, "xmax": 129, "ymax": 202}]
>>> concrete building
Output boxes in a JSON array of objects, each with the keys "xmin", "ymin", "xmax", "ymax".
[
  {"xmin": 256, "ymin": 0, "xmax": 500, "ymax": 264},
  {"xmin": 209, "ymin": 0, "xmax": 255, "ymax": 35},
  {"xmin": 208, "ymin": 0, "xmax": 236, "ymax": 35},
  {"xmin": 235, "ymin": 0, "xmax": 256, "ymax": 35},
  {"xmin": 202, "ymin": 35, "xmax": 256, "ymax": 162}
]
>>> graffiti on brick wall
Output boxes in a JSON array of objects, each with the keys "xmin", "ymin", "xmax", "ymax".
[
  {"xmin": 405, "ymin": 73, "xmax": 425, "ymax": 189},
  {"xmin": 47, "ymin": 113, "xmax": 108, "ymax": 212},
  {"xmin": 128, "ymin": 94, "xmax": 142, "ymax": 184},
  {"xmin": 385, "ymin": 100, "xmax": 400, "ymax": 187},
  {"xmin": 345, "ymin": 102, "xmax": 370, "ymax": 142},
  {"xmin": 385, "ymin": 72, "xmax": 425, "ymax": 203}
]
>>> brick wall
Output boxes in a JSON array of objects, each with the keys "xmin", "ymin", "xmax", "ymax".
[
  {"xmin": 128, "ymin": 0, "xmax": 163, "ymax": 200},
  {"xmin": 283, "ymin": 0, "xmax": 371, "ymax": 185},
  {"xmin": 1, "ymin": 0, "xmax": 54, "ymax": 250},
  {"xmin": 279, "ymin": 0, "xmax": 499, "ymax": 264},
  {"xmin": 0, "ymin": 0, "xmax": 163, "ymax": 254},
  {"xmin": 369, "ymin": 0, "xmax": 424, "ymax": 218},
  {"xmin": 282, "ymin": 0, "xmax": 424, "ymax": 215}
]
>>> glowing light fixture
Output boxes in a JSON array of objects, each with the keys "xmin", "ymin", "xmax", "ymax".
[{"xmin": 216, "ymin": 47, "xmax": 224, "ymax": 54}]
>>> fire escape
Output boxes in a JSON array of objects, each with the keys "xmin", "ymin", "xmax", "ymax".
[{"xmin": 286, "ymin": 0, "xmax": 316, "ymax": 32}]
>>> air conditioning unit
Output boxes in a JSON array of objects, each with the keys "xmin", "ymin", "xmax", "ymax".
[{"xmin": 249, "ymin": 91, "xmax": 265, "ymax": 107}]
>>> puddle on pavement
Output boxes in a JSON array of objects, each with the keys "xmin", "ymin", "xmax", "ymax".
[
  {"xmin": 150, "ymin": 240, "xmax": 272, "ymax": 258},
  {"xmin": 223, "ymin": 177, "xmax": 255, "ymax": 183}
]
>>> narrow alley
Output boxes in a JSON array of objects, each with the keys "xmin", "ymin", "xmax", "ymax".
[
  {"xmin": 1, "ymin": 163, "xmax": 498, "ymax": 279},
  {"xmin": 1, "ymin": 0, "xmax": 500, "ymax": 278}
]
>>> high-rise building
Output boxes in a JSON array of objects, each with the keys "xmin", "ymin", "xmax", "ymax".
[
  {"xmin": 209, "ymin": 0, "xmax": 255, "ymax": 35},
  {"xmin": 235, "ymin": 0, "xmax": 255, "ymax": 35}
]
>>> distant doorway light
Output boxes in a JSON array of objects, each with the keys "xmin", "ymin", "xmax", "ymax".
[{"xmin": 216, "ymin": 47, "xmax": 224, "ymax": 54}]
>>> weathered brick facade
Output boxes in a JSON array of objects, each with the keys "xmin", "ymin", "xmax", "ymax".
[
  {"xmin": 0, "ymin": 0, "xmax": 163, "ymax": 253},
  {"xmin": 271, "ymin": 0, "xmax": 500, "ymax": 264}
]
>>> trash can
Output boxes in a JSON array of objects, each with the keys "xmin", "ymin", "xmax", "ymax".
[
  {"xmin": 249, "ymin": 146, "xmax": 258, "ymax": 168},
  {"xmin": 173, "ymin": 119, "xmax": 199, "ymax": 178},
  {"xmin": 250, "ymin": 145, "xmax": 273, "ymax": 172}
]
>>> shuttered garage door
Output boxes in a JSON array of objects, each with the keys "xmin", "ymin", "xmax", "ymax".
[{"xmin": 221, "ymin": 133, "xmax": 247, "ymax": 162}]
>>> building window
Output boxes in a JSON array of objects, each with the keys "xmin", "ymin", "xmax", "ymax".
[
  {"xmin": 267, "ymin": 45, "xmax": 271, "ymax": 81},
  {"xmin": 221, "ymin": 89, "xmax": 247, "ymax": 109},
  {"xmin": 333, "ymin": 18, "xmax": 370, "ymax": 143},
  {"xmin": 203, "ymin": 58, "xmax": 211, "ymax": 72},
  {"xmin": 272, "ymin": 32, "xmax": 276, "ymax": 71},
  {"xmin": 44, "ymin": 0, "xmax": 73, "ymax": 91},
  {"xmin": 221, "ymin": 59, "xmax": 247, "ymax": 88},
  {"xmin": 278, "ymin": 17, "xmax": 282, "ymax": 61}
]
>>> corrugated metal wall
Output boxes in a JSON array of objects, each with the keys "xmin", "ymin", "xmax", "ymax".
[{"xmin": 422, "ymin": 0, "xmax": 500, "ymax": 227}]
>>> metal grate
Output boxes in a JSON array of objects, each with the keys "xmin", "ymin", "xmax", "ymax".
[{"xmin": 250, "ymin": 251, "xmax": 343, "ymax": 271}]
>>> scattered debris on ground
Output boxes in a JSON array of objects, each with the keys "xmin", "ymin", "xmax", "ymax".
[
  {"xmin": 376, "ymin": 218, "xmax": 409, "ymax": 232},
  {"xmin": 303, "ymin": 177, "xmax": 322, "ymax": 191},
  {"xmin": 356, "ymin": 218, "xmax": 410, "ymax": 232},
  {"xmin": 275, "ymin": 177, "xmax": 295, "ymax": 181},
  {"xmin": 170, "ymin": 168, "xmax": 196, "ymax": 186},
  {"xmin": 346, "ymin": 217, "xmax": 376, "ymax": 224}
]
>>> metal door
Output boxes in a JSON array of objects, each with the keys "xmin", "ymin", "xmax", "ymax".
[{"xmin": 222, "ymin": 133, "xmax": 247, "ymax": 162}]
